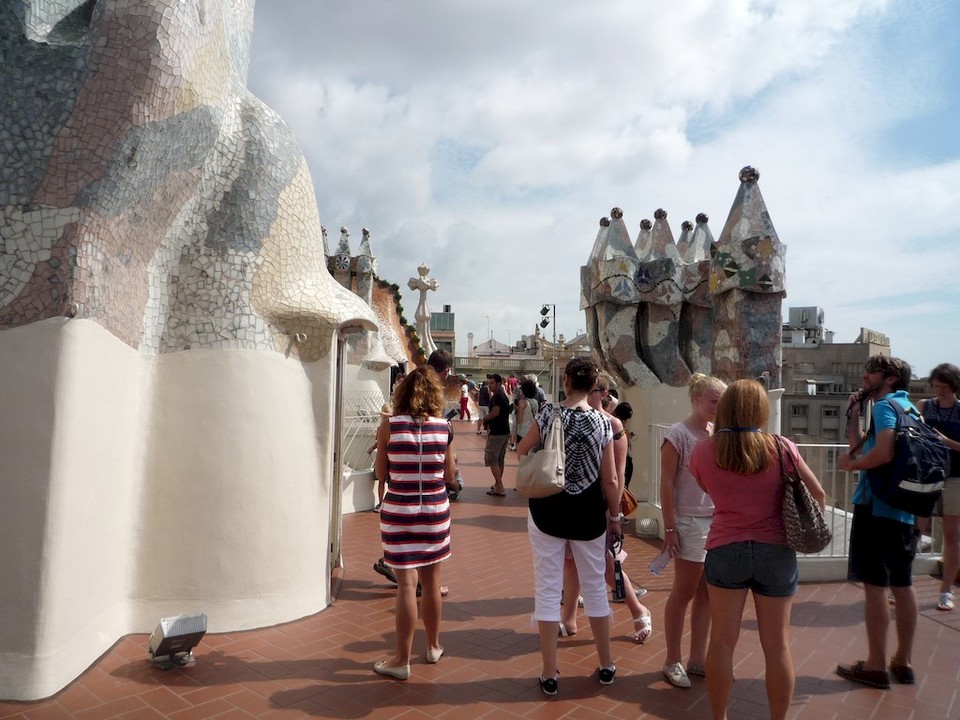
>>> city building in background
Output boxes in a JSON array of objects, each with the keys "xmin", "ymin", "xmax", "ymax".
[{"xmin": 780, "ymin": 306, "xmax": 891, "ymax": 443}]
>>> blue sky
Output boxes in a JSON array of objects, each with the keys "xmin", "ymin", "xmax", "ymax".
[{"xmin": 248, "ymin": 0, "xmax": 960, "ymax": 379}]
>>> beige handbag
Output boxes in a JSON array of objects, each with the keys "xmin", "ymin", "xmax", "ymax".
[{"xmin": 516, "ymin": 405, "xmax": 566, "ymax": 499}]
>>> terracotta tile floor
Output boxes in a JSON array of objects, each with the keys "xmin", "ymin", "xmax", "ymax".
[{"xmin": 2, "ymin": 421, "xmax": 958, "ymax": 719}]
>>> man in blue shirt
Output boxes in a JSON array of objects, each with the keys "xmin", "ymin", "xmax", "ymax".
[{"xmin": 836, "ymin": 355, "xmax": 919, "ymax": 689}]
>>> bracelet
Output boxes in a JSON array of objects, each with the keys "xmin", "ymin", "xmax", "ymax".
[
  {"xmin": 607, "ymin": 511, "xmax": 624, "ymax": 523},
  {"xmin": 664, "ymin": 528, "xmax": 677, "ymax": 533}
]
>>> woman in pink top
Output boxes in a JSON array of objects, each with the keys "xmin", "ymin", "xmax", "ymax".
[{"xmin": 689, "ymin": 380, "xmax": 825, "ymax": 720}]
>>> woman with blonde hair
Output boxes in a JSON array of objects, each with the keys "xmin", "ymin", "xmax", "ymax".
[
  {"xmin": 689, "ymin": 379, "xmax": 826, "ymax": 720},
  {"xmin": 373, "ymin": 366, "xmax": 457, "ymax": 680},
  {"xmin": 659, "ymin": 373, "xmax": 726, "ymax": 688}
]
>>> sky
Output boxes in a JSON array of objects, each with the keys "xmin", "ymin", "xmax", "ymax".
[{"xmin": 247, "ymin": 0, "xmax": 960, "ymax": 379}]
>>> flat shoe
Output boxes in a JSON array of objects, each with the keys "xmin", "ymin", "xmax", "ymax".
[
  {"xmin": 938, "ymin": 591, "xmax": 955, "ymax": 611},
  {"xmin": 889, "ymin": 660, "xmax": 915, "ymax": 684},
  {"xmin": 373, "ymin": 660, "xmax": 410, "ymax": 680},
  {"xmin": 663, "ymin": 662, "xmax": 691, "ymax": 689},
  {"xmin": 685, "ymin": 662, "xmax": 735, "ymax": 680},
  {"xmin": 373, "ymin": 560, "xmax": 397, "ymax": 584},
  {"xmin": 836, "ymin": 660, "xmax": 889, "ymax": 689},
  {"xmin": 426, "ymin": 646, "xmax": 444, "ymax": 664}
]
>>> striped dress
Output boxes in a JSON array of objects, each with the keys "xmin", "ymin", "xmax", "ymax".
[{"xmin": 380, "ymin": 414, "xmax": 452, "ymax": 569}]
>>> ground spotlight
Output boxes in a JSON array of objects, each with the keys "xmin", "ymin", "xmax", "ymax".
[{"xmin": 147, "ymin": 613, "xmax": 207, "ymax": 669}]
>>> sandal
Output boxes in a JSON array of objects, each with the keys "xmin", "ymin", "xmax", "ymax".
[
  {"xmin": 486, "ymin": 489, "xmax": 506, "ymax": 496},
  {"xmin": 633, "ymin": 614, "xmax": 653, "ymax": 643},
  {"xmin": 938, "ymin": 591, "xmax": 955, "ymax": 611},
  {"xmin": 558, "ymin": 622, "xmax": 577, "ymax": 637}
]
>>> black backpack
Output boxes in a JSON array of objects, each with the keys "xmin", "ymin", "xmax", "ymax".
[{"xmin": 864, "ymin": 398, "xmax": 950, "ymax": 517}]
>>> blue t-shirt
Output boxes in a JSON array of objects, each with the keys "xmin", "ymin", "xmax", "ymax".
[{"xmin": 852, "ymin": 390, "xmax": 915, "ymax": 523}]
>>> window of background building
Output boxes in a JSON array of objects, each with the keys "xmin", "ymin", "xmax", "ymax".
[
  {"xmin": 822, "ymin": 406, "xmax": 839, "ymax": 418},
  {"xmin": 832, "ymin": 363, "xmax": 842, "ymax": 374},
  {"xmin": 791, "ymin": 404, "xmax": 809, "ymax": 417},
  {"xmin": 797, "ymin": 362, "xmax": 815, "ymax": 373}
]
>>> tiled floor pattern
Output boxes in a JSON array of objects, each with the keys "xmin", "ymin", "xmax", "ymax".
[{"xmin": 2, "ymin": 420, "xmax": 958, "ymax": 719}]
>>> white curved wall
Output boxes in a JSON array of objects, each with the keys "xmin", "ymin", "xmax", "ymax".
[{"xmin": 0, "ymin": 318, "xmax": 337, "ymax": 700}]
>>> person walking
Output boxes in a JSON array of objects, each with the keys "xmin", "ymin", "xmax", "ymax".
[
  {"xmin": 517, "ymin": 358, "xmax": 621, "ymax": 696},
  {"xmin": 459, "ymin": 377, "xmax": 472, "ymax": 421},
  {"xmin": 476, "ymin": 376, "xmax": 491, "ymax": 434},
  {"xmin": 689, "ymin": 379, "xmax": 826, "ymax": 720},
  {"xmin": 659, "ymin": 373, "xmax": 726, "ymax": 688},
  {"xmin": 836, "ymin": 355, "xmax": 923, "ymax": 688},
  {"xmin": 514, "ymin": 378, "xmax": 540, "ymax": 447},
  {"xmin": 917, "ymin": 362, "xmax": 960, "ymax": 612},
  {"xmin": 372, "ymin": 366, "xmax": 457, "ymax": 680},
  {"xmin": 483, "ymin": 374, "xmax": 512, "ymax": 496}
]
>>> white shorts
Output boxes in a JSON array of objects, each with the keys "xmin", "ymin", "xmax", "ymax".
[{"xmin": 675, "ymin": 514, "xmax": 712, "ymax": 563}]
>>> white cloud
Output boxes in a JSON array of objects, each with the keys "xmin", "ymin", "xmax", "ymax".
[{"xmin": 249, "ymin": 0, "xmax": 960, "ymax": 377}]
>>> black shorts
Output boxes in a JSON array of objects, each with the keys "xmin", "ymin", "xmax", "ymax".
[{"xmin": 847, "ymin": 503, "xmax": 919, "ymax": 588}]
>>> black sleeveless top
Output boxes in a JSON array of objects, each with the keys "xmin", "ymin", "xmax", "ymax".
[
  {"xmin": 921, "ymin": 399, "xmax": 960, "ymax": 477},
  {"xmin": 528, "ymin": 405, "xmax": 613, "ymax": 540}
]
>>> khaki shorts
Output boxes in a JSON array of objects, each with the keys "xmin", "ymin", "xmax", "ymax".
[
  {"xmin": 484, "ymin": 434, "xmax": 510, "ymax": 468},
  {"xmin": 941, "ymin": 477, "xmax": 960, "ymax": 516}
]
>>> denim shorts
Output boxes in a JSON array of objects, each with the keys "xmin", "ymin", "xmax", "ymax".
[
  {"xmin": 847, "ymin": 503, "xmax": 918, "ymax": 588},
  {"xmin": 705, "ymin": 541, "xmax": 798, "ymax": 597}
]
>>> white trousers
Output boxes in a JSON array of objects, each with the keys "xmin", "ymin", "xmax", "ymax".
[{"xmin": 527, "ymin": 512, "xmax": 610, "ymax": 621}]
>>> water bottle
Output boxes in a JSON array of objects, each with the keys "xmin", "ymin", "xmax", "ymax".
[{"xmin": 648, "ymin": 547, "xmax": 672, "ymax": 576}]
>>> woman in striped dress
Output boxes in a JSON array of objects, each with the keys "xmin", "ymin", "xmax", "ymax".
[{"xmin": 373, "ymin": 366, "xmax": 456, "ymax": 680}]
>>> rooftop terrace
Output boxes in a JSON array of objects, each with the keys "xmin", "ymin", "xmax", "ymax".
[{"xmin": 2, "ymin": 422, "xmax": 957, "ymax": 719}]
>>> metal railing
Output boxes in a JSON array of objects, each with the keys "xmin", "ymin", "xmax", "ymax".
[
  {"xmin": 339, "ymin": 390, "xmax": 386, "ymax": 472},
  {"xmin": 645, "ymin": 425, "xmax": 943, "ymax": 564}
]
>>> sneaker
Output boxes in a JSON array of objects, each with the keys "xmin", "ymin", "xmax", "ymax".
[
  {"xmin": 598, "ymin": 665, "xmax": 617, "ymax": 685},
  {"xmin": 612, "ymin": 587, "xmax": 648, "ymax": 602},
  {"xmin": 663, "ymin": 662, "xmax": 691, "ymax": 688},
  {"xmin": 539, "ymin": 675, "xmax": 559, "ymax": 696}
]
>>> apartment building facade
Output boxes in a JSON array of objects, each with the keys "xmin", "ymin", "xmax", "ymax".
[{"xmin": 781, "ymin": 307, "xmax": 891, "ymax": 443}]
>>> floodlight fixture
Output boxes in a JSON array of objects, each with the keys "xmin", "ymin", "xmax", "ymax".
[
  {"xmin": 147, "ymin": 612, "xmax": 207, "ymax": 669},
  {"xmin": 540, "ymin": 305, "xmax": 550, "ymax": 316},
  {"xmin": 539, "ymin": 318, "xmax": 550, "ymax": 329}
]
